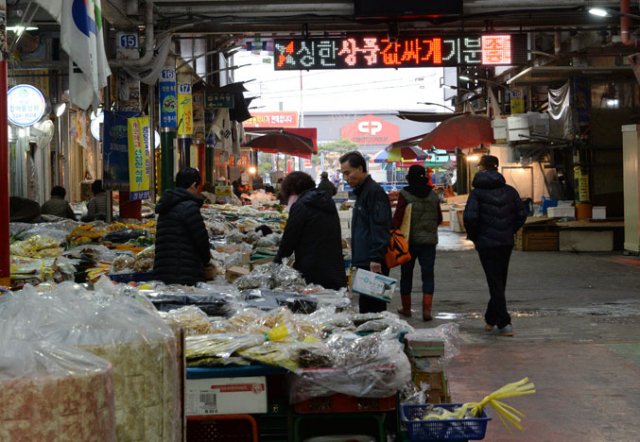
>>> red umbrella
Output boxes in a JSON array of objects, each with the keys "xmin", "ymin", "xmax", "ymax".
[
  {"xmin": 418, "ymin": 115, "xmax": 494, "ymax": 152},
  {"xmin": 245, "ymin": 131, "xmax": 314, "ymax": 158}
]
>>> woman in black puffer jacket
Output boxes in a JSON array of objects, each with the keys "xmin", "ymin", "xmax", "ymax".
[
  {"xmin": 274, "ymin": 172, "xmax": 347, "ymax": 290},
  {"xmin": 153, "ymin": 168, "xmax": 211, "ymax": 285}
]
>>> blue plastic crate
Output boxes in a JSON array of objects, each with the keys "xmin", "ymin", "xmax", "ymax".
[{"xmin": 400, "ymin": 403, "xmax": 490, "ymax": 441}]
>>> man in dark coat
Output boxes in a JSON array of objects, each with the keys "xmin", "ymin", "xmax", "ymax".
[
  {"xmin": 153, "ymin": 168, "xmax": 211, "ymax": 285},
  {"xmin": 463, "ymin": 155, "xmax": 527, "ymax": 336},
  {"xmin": 317, "ymin": 171, "xmax": 337, "ymax": 196},
  {"xmin": 41, "ymin": 186, "xmax": 76, "ymax": 219},
  {"xmin": 340, "ymin": 151, "xmax": 392, "ymax": 313},
  {"xmin": 274, "ymin": 172, "xmax": 347, "ymax": 290}
]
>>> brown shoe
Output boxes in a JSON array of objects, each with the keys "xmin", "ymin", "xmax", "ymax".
[
  {"xmin": 397, "ymin": 294, "xmax": 412, "ymax": 317},
  {"xmin": 422, "ymin": 294, "xmax": 433, "ymax": 321},
  {"xmin": 485, "ymin": 324, "xmax": 495, "ymax": 332}
]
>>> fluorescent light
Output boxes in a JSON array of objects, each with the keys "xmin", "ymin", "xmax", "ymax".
[
  {"xmin": 467, "ymin": 155, "xmax": 479, "ymax": 162},
  {"xmin": 589, "ymin": 7, "xmax": 610, "ymax": 17},
  {"xmin": 459, "ymin": 75, "xmax": 471, "ymax": 81},
  {"xmin": 55, "ymin": 103, "xmax": 66, "ymax": 117},
  {"xmin": 606, "ymin": 98, "xmax": 619, "ymax": 107},
  {"xmin": 6, "ymin": 26, "xmax": 38, "ymax": 35}
]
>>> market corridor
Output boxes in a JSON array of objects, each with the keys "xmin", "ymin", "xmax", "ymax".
[{"xmin": 389, "ymin": 228, "xmax": 640, "ymax": 441}]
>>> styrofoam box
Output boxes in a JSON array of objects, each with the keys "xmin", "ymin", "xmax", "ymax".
[
  {"xmin": 507, "ymin": 115, "xmax": 530, "ymax": 142},
  {"xmin": 548, "ymin": 206, "xmax": 575, "ymax": 218},
  {"xmin": 526, "ymin": 112, "xmax": 550, "ymax": 135},
  {"xmin": 186, "ymin": 376, "xmax": 267, "ymax": 416},
  {"xmin": 338, "ymin": 210, "xmax": 352, "ymax": 219},
  {"xmin": 492, "ymin": 119, "xmax": 508, "ymax": 140},
  {"xmin": 592, "ymin": 206, "xmax": 606, "ymax": 220}
]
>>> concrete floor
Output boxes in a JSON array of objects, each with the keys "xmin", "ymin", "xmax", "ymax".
[{"xmin": 386, "ymin": 227, "xmax": 640, "ymax": 442}]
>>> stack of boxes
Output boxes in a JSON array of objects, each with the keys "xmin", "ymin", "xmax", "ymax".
[{"xmin": 404, "ymin": 335, "xmax": 451, "ymax": 404}]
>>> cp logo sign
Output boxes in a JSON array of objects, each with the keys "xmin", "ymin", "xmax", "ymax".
[{"xmin": 358, "ymin": 121, "xmax": 383, "ymax": 135}]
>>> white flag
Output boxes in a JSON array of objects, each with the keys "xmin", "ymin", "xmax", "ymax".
[{"xmin": 36, "ymin": 0, "xmax": 111, "ymax": 110}]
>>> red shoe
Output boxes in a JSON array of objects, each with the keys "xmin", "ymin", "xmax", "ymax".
[
  {"xmin": 422, "ymin": 294, "xmax": 433, "ymax": 321},
  {"xmin": 397, "ymin": 294, "xmax": 412, "ymax": 317}
]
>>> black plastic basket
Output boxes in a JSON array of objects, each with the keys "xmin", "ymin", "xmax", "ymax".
[{"xmin": 401, "ymin": 403, "xmax": 490, "ymax": 441}]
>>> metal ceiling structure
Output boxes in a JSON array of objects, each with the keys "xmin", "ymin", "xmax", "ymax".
[{"xmin": 10, "ymin": 0, "xmax": 639, "ymax": 36}]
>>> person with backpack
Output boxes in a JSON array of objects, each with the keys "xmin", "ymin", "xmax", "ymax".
[
  {"xmin": 339, "ymin": 151, "xmax": 392, "ymax": 313},
  {"xmin": 393, "ymin": 165, "xmax": 443, "ymax": 321},
  {"xmin": 463, "ymin": 155, "xmax": 527, "ymax": 336}
]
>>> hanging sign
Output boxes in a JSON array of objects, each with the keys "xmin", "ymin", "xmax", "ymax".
[
  {"xmin": 159, "ymin": 69, "xmax": 178, "ymax": 128},
  {"xmin": 103, "ymin": 111, "xmax": 137, "ymax": 190},
  {"xmin": 7, "ymin": 85, "xmax": 45, "ymax": 127},
  {"xmin": 205, "ymin": 109, "xmax": 216, "ymax": 149},
  {"xmin": 206, "ymin": 92, "xmax": 235, "ymax": 109},
  {"xmin": 275, "ymin": 34, "xmax": 528, "ymax": 70},
  {"xmin": 177, "ymin": 83, "xmax": 193, "ymax": 135},
  {"xmin": 510, "ymin": 87, "xmax": 525, "ymax": 114},
  {"xmin": 127, "ymin": 116, "xmax": 151, "ymax": 201}
]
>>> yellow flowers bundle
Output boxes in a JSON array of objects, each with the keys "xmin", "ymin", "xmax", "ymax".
[{"xmin": 422, "ymin": 378, "xmax": 536, "ymax": 434}]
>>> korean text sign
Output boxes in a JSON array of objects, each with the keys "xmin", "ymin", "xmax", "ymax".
[
  {"xmin": 178, "ymin": 83, "xmax": 193, "ymax": 135},
  {"xmin": 274, "ymin": 34, "xmax": 527, "ymax": 70},
  {"xmin": 159, "ymin": 69, "xmax": 177, "ymax": 128},
  {"xmin": 127, "ymin": 116, "xmax": 151, "ymax": 201}
]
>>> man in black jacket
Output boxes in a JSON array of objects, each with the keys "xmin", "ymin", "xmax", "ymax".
[
  {"xmin": 275, "ymin": 172, "xmax": 347, "ymax": 289},
  {"xmin": 317, "ymin": 171, "xmax": 337, "ymax": 196},
  {"xmin": 463, "ymin": 155, "xmax": 527, "ymax": 336},
  {"xmin": 153, "ymin": 168, "xmax": 211, "ymax": 285},
  {"xmin": 340, "ymin": 151, "xmax": 392, "ymax": 313}
]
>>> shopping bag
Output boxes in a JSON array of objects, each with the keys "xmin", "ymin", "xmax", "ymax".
[
  {"xmin": 385, "ymin": 229, "xmax": 411, "ymax": 268},
  {"xmin": 400, "ymin": 203, "xmax": 412, "ymax": 242}
]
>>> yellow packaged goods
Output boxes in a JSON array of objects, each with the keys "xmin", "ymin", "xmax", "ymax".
[
  {"xmin": 9, "ymin": 235, "xmax": 63, "ymax": 258},
  {"xmin": 160, "ymin": 306, "xmax": 212, "ymax": 336},
  {"xmin": 0, "ymin": 339, "xmax": 116, "ymax": 442}
]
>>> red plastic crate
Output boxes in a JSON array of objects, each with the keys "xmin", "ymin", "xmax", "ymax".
[
  {"xmin": 186, "ymin": 414, "xmax": 258, "ymax": 442},
  {"xmin": 294, "ymin": 393, "xmax": 397, "ymax": 414}
]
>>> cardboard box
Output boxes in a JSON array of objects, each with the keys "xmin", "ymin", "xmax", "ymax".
[
  {"xmin": 252, "ymin": 256, "xmax": 275, "ymax": 266},
  {"xmin": 413, "ymin": 371, "xmax": 444, "ymax": 390},
  {"xmin": 405, "ymin": 336, "xmax": 445, "ymax": 357},
  {"xmin": 186, "ymin": 376, "xmax": 267, "ymax": 416},
  {"xmin": 225, "ymin": 266, "xmax": 250, "ymax": 282},
  {"xmin": 410, "ymin": 356, "xmax": 443, "ymax": 373},
  {"xmin": 350, "ymin": 268, "xmax": 397, "ymax": 303}
]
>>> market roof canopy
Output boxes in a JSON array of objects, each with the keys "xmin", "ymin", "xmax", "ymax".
[
  {"xmin": 396, "ymin": 111, "xmax": 465, "ymax": 123},
  {"xmin": 418, "ymin": 115, "xmax": 494, "ymax": 152},
  {"xmin": 245, "ymin": 131, "xmax": 315, "ymax": 159}
]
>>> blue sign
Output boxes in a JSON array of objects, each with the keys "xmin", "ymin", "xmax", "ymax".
[
  {"xmin": 103, "ymin": 111, "xmax": 138, "ymax": 191},
  {"xmin": 119, "ymin": 34, "xmax": 138, "ymax": 48},
  {"xmin": 205, "ymin": 109, "xmax": 216, "ymax": 149},
  {"xmin": 159, "ymin": 68, "xmax": 177, "ymax": 128},
  {"xmin": 7, "ymin": 85, "xmax": 46, "ymax": 127}
]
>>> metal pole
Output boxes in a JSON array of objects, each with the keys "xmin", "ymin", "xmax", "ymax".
[
  {"xmin": 0, "ymin": 0, "xmax": 9, "ymax": 287},
  {"xmin": 149, "ymin": 83, "xmax": 156, "ymax": 203}
]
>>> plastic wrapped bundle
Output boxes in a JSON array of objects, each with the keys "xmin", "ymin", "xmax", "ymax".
[
  {"xmin": 0, "ymin": 335, "xmax": 116, "ymax": 442},
  {"xmin": 0, "ymin": 281, "xmax": 181, "ymax": 442},
  {"xmin": 290, "ymin": 332, "xmax": 411, "ymax": 402}
]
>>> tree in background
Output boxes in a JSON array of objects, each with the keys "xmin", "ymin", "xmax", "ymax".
[{"xmin": 312, "ymin": 138, "xmax": 359, "ymax": 169}]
